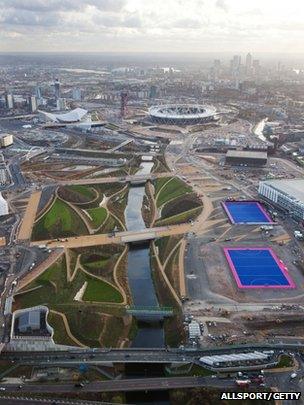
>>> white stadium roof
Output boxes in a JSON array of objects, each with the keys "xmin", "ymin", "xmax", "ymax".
[
  {"xmin": 38, "ymin": 108, "xmax": 88, "ymax": 123},
  {"xmin": 148, "ymin": 104, "xmax": 217, "ymax": 120}
]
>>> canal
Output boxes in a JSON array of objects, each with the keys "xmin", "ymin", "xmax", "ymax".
[{"xmin": 125, "ymin": 159, "xmax": 164, "ymax": 348}]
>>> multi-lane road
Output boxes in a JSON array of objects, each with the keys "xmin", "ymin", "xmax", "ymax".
[{"xmin": 0, "ymin": 376, "xmax": 235, "ymax": 394}]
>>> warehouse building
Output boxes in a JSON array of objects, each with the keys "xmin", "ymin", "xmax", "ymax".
[
  {"xmin": 225, "ymin": 150, "xmax": 268, "ymax": 166},
  {"xmin": 259, "ymin": 178, "xmax": 304, "ymax": 221}
]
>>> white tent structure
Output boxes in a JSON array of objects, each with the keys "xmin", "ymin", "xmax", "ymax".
[
  {"xmin": 38, "ymin": 108, "xmax": 88, "ymax": 123},
  {"xmin": 0, "ymin": 193, "xmax": 8, "ymax": 216}
]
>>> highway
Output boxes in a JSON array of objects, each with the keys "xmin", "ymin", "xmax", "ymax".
[
  {"xmin": 2, "ymin": 343, "xmax": 302, "ymax": 365},
  {"xmin": 0, "ymin": 376, "xmax": 234, "ymax": 394}
]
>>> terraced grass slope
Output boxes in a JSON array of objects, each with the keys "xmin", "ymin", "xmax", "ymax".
[
  {"xmin": 154, "ymin": 177, "xmax": 202, "ymax": 226},
  {"xmin": 86, "ymin": 207, "xmax": 107, "ymax": 228},
  {"xmin": 14, "ymin": 256, "xmax": 125, "ymax": 347},
  {"xmin": 32, "ymin": 198, "xmax": 88, "ymax": 241},
  {"xmin": 58, "ymin": 185, "xmax": 97, "ymax": 204},
  {"xmin": 15, "ymin": 257, "xmax": 123, "ymax": 308},
  {"xmin": 156, "ymin": 178, "xmax": 192, "ymax": 207}
]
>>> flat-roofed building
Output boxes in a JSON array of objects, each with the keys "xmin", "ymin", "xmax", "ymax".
[
  {"xmin": 259, "ymin": 178, "xmax": 304, "ymax": 220},
  {"xmin": 0, "ymin": 133, "xmax": 13, "ymax": 148},
  {"xmin": 225, "ymin": 150, "xmax": 267, "ymax": 166},
  {"xmin": 18, "ymin": 310, "xmax": 41, "ymax": 333}
]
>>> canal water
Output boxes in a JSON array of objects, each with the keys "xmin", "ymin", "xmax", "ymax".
[
  {"xmin": 124, "ymin": 160, "xmax": 171, "ymax": 404},
  {"xmin": 125, "ymin": 160, "xmax": 164, "ymax": 348}
]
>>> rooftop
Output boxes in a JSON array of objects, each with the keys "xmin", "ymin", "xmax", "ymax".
[
  {"xmin": 226, "ymin": 150, "xmax": 268, "ymax": 159},
  {"xmin": 262, "ymin": 178, "xmax": 304, "ymax": 203}
]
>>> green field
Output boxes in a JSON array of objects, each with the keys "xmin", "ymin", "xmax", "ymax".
[
  {"xmin": 157, "ymin": 178, "xmax": 192, "ymax": 207},
  {"xmin": 68, "ymin": 185, "xmax": 96, "ymax": 200},
  {"xmin": 154, "ymin": 177, "xmax": 172, "ymax": 195},
  {"xmin": 32, "ymin": 198, "xmax": 88, "ymax": 240},
  {"xmin": 156, "ymin": 206, "xmax": 202, "ymax": 226},
  {"xmin": 83, "ymin": 278, "xmax": 123, "ymax": 303},
  {"xmin": 14, "ymin": 247, "xmax": 129, "ymax": 348},
  {"xmin": 84, "ymin": 258, "xmax": 109, "ymax": 270},
  {"xmin": 47, "ymin": 311, "xmax": 77, "ymax": 346},
  {"xmin": 86, "ymin": 207, "xmax": 107, "ymax": 228},
  {"xmin": 15, "ymin": 256, "xmax": 123, "ymax": 310}
]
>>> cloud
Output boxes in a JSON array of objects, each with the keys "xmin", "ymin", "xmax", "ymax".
[
  {"xmin": 172, "ymin": 18, "xmax": 202, "ymax": 29},
  {"xmin": 1, "ymin": 11, "xmax": 59, "ymax": 27},
  {"xmin": 215, "ymin": 0, "xmax": 229, "ymax": 12},
  {"xmin": 0, "ymin": 0, "xmax": 304, "ymax": 52},
  {"xmin": 0, "ymin": 0, "xmax": 126, "ymax": 12}
]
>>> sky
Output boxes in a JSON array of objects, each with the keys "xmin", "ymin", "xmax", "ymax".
[{"xmin": 0, "ymin": 0, "xmax": 304, "ymax": 53}]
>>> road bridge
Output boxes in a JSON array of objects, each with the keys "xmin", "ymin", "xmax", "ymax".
[
  {"xmin": 30, "ymin": 224, "xmax": 191, "ymax": 249},
  {"xmin": 107, "ymin": 139, "xmax": 133, "ymax": 152},
  {"xmin": 0, "ymin": 376, "xmax": 235, "ymax": 394},
  {"xmin": 56, "ymin": 172, "xmax": 168, "ymax": 186},
  {"xmin": 2, "ymin": 342, "xmax": 301, "ymax": 364}
]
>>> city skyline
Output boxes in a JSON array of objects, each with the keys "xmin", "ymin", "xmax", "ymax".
[{"xmin": 0, "ymin": 0, "xmax": 304, "ymax": 53}]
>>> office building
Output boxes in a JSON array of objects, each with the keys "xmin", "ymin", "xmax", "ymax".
[
  {"xmin": 54, "ymin": 79, "xmax": 60, "ymax": 99},
  {"xmin": 5, "ymin": 93, "xmax": 14, "ymax": 109},
  {"xmin": 245, "ymin": 53, "xmax": 252, "ymax": 74},
  {"xmin": 29, "ymin": 95, "xmax": 37, "ymax": 112},
  {"xmin": 72, "ymin": 88, "xmax": 82, "ymax": 101},
  {"xmin": 0, "ymin": 133, "xmax": 13, "ymax": 148}
]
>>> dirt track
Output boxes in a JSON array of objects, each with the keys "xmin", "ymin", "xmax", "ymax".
[{"xmin": 17, "ymin": 191, "xmax": 41, "ymax": 241}]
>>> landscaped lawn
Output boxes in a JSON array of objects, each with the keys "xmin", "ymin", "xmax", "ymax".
[
  {"xmin": 85, "ymin": 258, "xmax": 110, "ymax": 269},
  {"xmin": 157, "ymin": 178, "xmax": 192, "ymax": 207},
  {"xmin": 68, "ymin": 185, "xmax": 97, "ymax": 201},
  {"xmin": 86, "ymin": 206, "xmax": 107, "ymax": 228},
  {"xmin": 32, "ymin": 198, "xmax": 88, "ymax": 240},
  {"xmin": 47, "ymin": 311, "xmax": 77, "ymax": 346},
  {"xmin": 83, "ymin": 278, "xmax": 123, "ymax": 303},
  {"xmin": 156, "ymin": 206, "xmax": 202, "ymax": 226},
  {"xmin": 15, "ymin": 256, "xmax": 123, "ymax": 310},
  {"xmin": 154, "ymin": 177, "xmax": 172, "ymax": 195}
]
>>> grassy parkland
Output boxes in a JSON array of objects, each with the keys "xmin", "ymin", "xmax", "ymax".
[
  {"xmin": 153, "ymin": 177, "xmax": 202, "ymax": 226},
  {"xmin": 13, "ymin": 245, "xmax": 131, "ymax": 348},
  {"xmin": 32, "ymin": 182, "xmax": 129, "ymax": 241}
]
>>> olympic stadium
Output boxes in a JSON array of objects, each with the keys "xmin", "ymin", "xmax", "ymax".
[{"xmin": 148, "ymin": 104, "xmax": 218, "ymax": 125}]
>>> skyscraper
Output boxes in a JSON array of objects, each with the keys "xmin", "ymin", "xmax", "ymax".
[
  {"xmin": 253, "ymin": 59, "xmax": 260, "ymax": 75},
  {"xmin": 246, "ymin": 53, "xmax": 252, "ymax": 74},
  {"xmin": 5, "ymin": 93, "xmax": 13, "ymax": 109},
  {"xmin": 54, "ymin": 79, "xmax": 60, "ymax": 99},
  {"xmin": 230, "ymin": 55, "xmax": 241, "ymax": 74},
  {"xmin": 72, "ymin": 88, "xmax": 82, "ymax": 101},
  {"xmin": 29, "ymin": 96, "xmax": 37, "ymax": 112}
]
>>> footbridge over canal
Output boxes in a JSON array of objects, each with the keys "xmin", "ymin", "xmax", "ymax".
[{"xmin": 126, "ymin": 306, "xmax": 174, "ymax": 317}]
